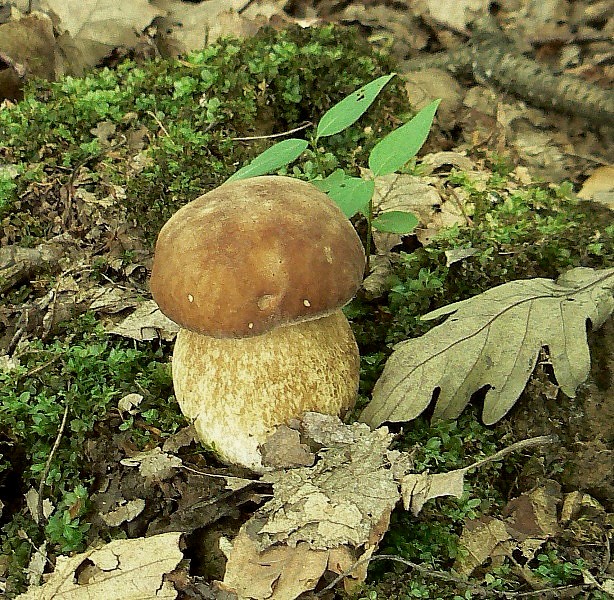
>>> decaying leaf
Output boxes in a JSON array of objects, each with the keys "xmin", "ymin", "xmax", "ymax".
[
  {"xmin": 221, "ymin": 535, "xmax": 329, "ymax": 600},
  {"xmin": 152, "ymin": 0, "xmax": 273, "ymax": 57},
  {"xmin": 401, "ymin": 435, "xmax": 555, "ymax": 516},
  {"xmin": 401, "ymin": 470, "xmax": 465, "ymax": 516},
  {"xmin": 360, "ymin": 267, "xmax": 614, "ymax": 427},
  {"xmin": 0, "ymin": 9, "xmax": 62, "ymax": 99},
  {"xmin": 45, "ymin": 0, "xmax": 162, "ymax": 72},
  {"xmin": 108, "ymin": 300, "xmax": 180, "ymax": 341},
  {"xmin": 120, "ymin": 447, "xmax": 182, "ymax": 481},
  {"xmin": 577, "ymin": 165, "xmax": 614, "ymax": 210},
  {"xmin": 16, "ymin": 532, "xmax": 183, "ymax": 599},
  {"xmin": 455, "ymin": 482, "xmax": 564, "ymax": 576},
  {"xmin": 366, "ymin": 170, "xmax": 468, "ymax": 250},
  {"xmin": 221, "ymin": 414, "xmax": 400, "ymax": 599},
  {"xmin": 100, "ymin": 498, "xmax": 146, "ymax": 527}
]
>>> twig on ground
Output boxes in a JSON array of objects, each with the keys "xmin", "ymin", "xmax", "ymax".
[
  {"xmin": 402, "ymin": 30, "xmax": 614, "ymax": 128},
  {"xmin": 318, "ymin": 554, "xmax": 593, "ymax": 598},
  {"xmin": 37, "ymin": 401, "xmax": 70, "ymax": 524},
  {"xmin": 231, "ymin": 121, "xmax": 313, "ymax": 141}
]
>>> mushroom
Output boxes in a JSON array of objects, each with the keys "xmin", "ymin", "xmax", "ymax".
[{"xmin": 150, "ymin": 176, "xmax": 365, "ymax": 472}]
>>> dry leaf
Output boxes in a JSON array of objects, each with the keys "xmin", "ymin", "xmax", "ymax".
[
  {"xmin": 151, "ymin": 0, "xmax": 267, "ymax": 57},
  {"xmin": 100, "ymin": 498, "xmax": 146, "ymax": 527},
  {"xmin": 108, "ymin": 300, "xmax": 180, "ymax": 341},
  {"xmin": 258, "ymin": 417, "xmax": 398, "ymax": 550},
  {"xmin": 221, "ymin": 414, "xmax": 400, "ymax": 599},
  {"xmin": 0, "ymin": 9, "xmax": 62, "ymax": 99},
  {"xmin": 16, "ymin": 532, "xmax": 183, "ymax": 599},
  {"xmin": 361, "ymin": 253, "xmax": 395, "ymax": 299},
  {"xmin": 360, "ymin": 267, "xmax": 614, "ymax": 427},
  {"xmin": 401, "ymin": 470, "xmax": 465, "ymax": 516},
  {"xmin": 44, "ymin": 0, "xmax": 162, "ymax": 74},
  {"xmin": 454, "ymin": 517, "xmax": 513, "ymax": 576},
  {"xmin": 221, "ymin": 534, "xmax": 328, "ymax": 600},
  {"xmin": 121, "ymin": 447, "xmax": 182, "ymax": 481},
  {"xmin": 455, "ymin": 483, "xmax": 564, "ymax": 575},
  {"xmin": 367, "ymin": 171, "xmax": 466, "ymax": 249},
  {"xmin": 577, "ymin": 165, "xmax": 614, "ymax": 210},
  {"xmin": 420, "ymin": 0, "xmax": 491, "ymax": 33}
]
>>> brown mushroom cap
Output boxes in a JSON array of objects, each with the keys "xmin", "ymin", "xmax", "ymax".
[{"xmin": 150, "ymin": 176, "xmax": 365, "ymax": 338}]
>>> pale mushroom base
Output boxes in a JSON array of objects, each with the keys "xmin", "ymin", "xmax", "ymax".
[{"xmin": 172, "ymin": 310, "xmax": 360, "ymax": 472}]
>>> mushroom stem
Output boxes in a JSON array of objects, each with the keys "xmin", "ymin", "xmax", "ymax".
[{"xmin": 172, "ymin": 309, "xmax": 359, "ymax": 472}]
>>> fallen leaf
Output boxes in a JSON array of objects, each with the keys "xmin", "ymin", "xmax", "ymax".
[
  {"xmin": 44, "ymin": 0, "xmax": 162, "ymax": 72},
  {"xmin": 0, "ymin": 9, "xmax": 62, "ymax": 99},
  {"xmin": 151, "ymin": 0, "xmax": 267, "ymax": 57},
  {"xmin": 421, "ymin": 0, "xmax": 491, "ymax": 34},
  {"xmin": 455, "ymin": 482, "xmax": 566, "ymax": 576},
  {"xmin": 260, "ymin": 425, "xmax": 315, "ymax": 469},
  {"xmin": 367, "ymin": 171, "xmax": 467, "ymax": 250},
  {"xmin": 444, "ymin": 247, "xmax": 479, "ymax": 266},
  {"xmin": 108, "ymin": 300, "xmax": 180, "ymax": 341},
  {"xmin": 360, "ymin": 267, "xmax": 614, "ymax": 427},
  {"xmin": 26, "ymin": 542, "xmax": 47, "ymax": 587},
  {"xmin": 401, "ymin": 470, "xmax": 465, "ymax": 516},
  {"xmin": 577, "ymin": 165, "xmax": 614, "ymax": 210},
  {"xmin": 221, "ymin": 534, "xmax": 328, "ymax": 600},
  {"xmin": 361, "ymin": 253, "xmax": 395, "ymax": 299},
  {"xmin": 454, "ymin": 517, "xmax": 513, "ymax": 576},
  {"xmin": 121, "ymin": 447, "xmax": 182, "ymax": 481},
  {"xmin": 89, "ymin": 286, "xmax": 139, "ymax": 313},
  {"xmin": 16, "ymin": 532, "xmax": 183, "ymax": 599},
  {"xmin": 401, "ymin": 435, "xmax": 554, "ymax": 516},
  {"xmin": 100, "ymin": 498, "xmax": 146, "ymax": 527},
  {"xmin": 221, "ymin": 414, "xmax": 400, "ymax": 599}
]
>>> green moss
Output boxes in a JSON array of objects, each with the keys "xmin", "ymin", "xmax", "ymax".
[
  {"xmin": 0, "ymin": 25, "xmax": 406, "ymax": 242},
  {"xmin": 0, "ymin": 314, "xmax": 183, "ymax": 594}
]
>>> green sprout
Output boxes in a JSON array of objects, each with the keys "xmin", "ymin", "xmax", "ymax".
[{"xmin": 226, "ymin": 74, "xmax": 440, "ymax": 268}]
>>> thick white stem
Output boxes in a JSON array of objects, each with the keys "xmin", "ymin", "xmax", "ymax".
[{"xmin": 172, "ymin": 309, "xmax": 360, "ymax": 472}]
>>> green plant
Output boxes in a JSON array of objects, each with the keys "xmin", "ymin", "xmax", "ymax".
[
  {"xmin": 532, "ymin": 550, "xmax": 585, "ymax": 585},
  {"xmin": 226, "ymin": 73, "xmax": 440, "ymax": 267},
  {"xmin": 0, "ymin": 314, "xmax": 183, "ymax": 593},
  {"xmin": 45, "ymin": 484, "xmax": 90, "ymax": 552}
]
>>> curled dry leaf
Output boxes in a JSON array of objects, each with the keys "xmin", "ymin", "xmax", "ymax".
[
  {"xmin": 221, "ymin": 414, "xmax": 400, "ymax": 599},
  {"xmin": 360, "ymin": 267, "xmax": 614, "ymax": 427}
]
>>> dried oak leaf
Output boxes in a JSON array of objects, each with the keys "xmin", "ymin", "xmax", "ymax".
[{"xmin": 360, "ymin": 267, "xmax": 614, "ymax": 427}]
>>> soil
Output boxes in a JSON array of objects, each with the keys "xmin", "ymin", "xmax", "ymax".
[{"xmin": 506, "ymin": 318, "xmax": 614, "ymax": 510}]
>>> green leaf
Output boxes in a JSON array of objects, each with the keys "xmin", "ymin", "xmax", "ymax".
[
  {"xmin": 326, "ymin": 177, "xmax": 374, "ymax": 218},
  {"xmin": 226, "ymin": 138, "xmax": 308, "ymax": 183},
  {"xmin": 369, "ymin": 99, "xmax": 441, "ymax": 176},
  {"xmin": 316, "ymin": 74, "xmax": 396, "ymax": 138},
  {"xmin": 372, "ymin": 210, "xmax": 419, "ymax": 234}
]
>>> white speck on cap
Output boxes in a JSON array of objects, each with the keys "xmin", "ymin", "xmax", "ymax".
[
  {"xmin": 303, "ymin": 299, "xmax": 311, "ymax": 307},
  {"xmin": 188, "ymin": 294, "xmax": 194, "ymax": 303}
]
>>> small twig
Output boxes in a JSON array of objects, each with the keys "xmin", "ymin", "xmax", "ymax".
[
  {"xmin": 37, "ymin": 401, "xmax": 70, "ymax": 524},
  {"xmin": 21, "ymin": 354, "xmax": 62, "ymax": 380},
  {"xmin": 318, "ymin": 553, "xmax": 594, "ymax": 598},
  {"xmin": 147, "ymin": 110, "xmax": 169, "ymax": 136},
  {"xmin": 463, "ymin": 435, "xmax": 557, "ymax": 474},
  {"xmin": 231, "ymin": 122, "xmax": 313, "ymax": 141},
  {"xmin": 318, "ymin": 554, "xmax": 494, "ymax": 597}
]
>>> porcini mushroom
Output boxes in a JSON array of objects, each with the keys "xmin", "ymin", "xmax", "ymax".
[{"xmin": 150, "ymin": 176, "xmax": 365, "ymax": 472}]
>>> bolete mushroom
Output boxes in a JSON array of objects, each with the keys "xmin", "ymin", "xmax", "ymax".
[{"xmin": 150, "ymin": 176, "xmax": 365, "ymax": 472}]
